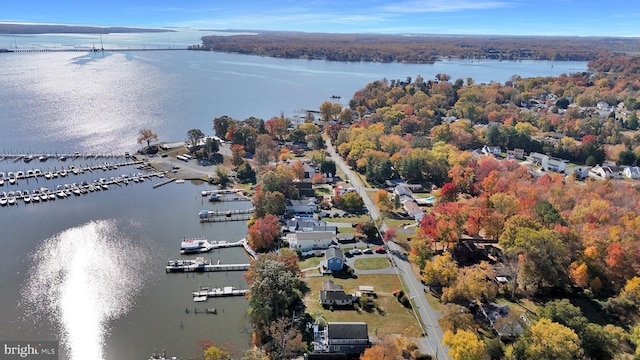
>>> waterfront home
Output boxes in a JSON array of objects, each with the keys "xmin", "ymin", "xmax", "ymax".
[
  {"xmin": 313, "ymin": 322, "xmax": 370, "ymax": 355},
  {"xmin": 325, "ymin": 247, "xmax": 344, "ymax": 272},
  {"xmin": 528, "ymin": 152, "xmax": 566, "ymax": 172},
  {"xmin": 320, "ymin": 280, "xmax": 355, "ymax": 307},
  {"xmin": 623, "ymin": 166, "xmax": 640, "ymax": 180},
  {"xmin": 287, "ymin": 231, "xmax": 335, "ymax": 252},
  {"xmin": 284, "ymin": 218, "xmax": 337, "ymax": 234},
  {"xmin": 286, "ymin": 198, "xmax": 319, "ymax": 215},
  {"xmin": 506, "ymin": 148, "xmax": 525, "ymax": 160}
]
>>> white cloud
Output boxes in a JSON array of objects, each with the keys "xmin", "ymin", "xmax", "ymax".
[{"xmin": 380, "ymin": 0, "xmax": 510, "ymax": 13}]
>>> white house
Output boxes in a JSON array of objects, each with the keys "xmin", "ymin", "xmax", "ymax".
[
  {"xmin": 287, "ymin": 231, "xmax": 335, "ymax": 252},
  {"xmin": 623, "ymin": 166, "xmax": 640, "ymax": 180},
  {"xmin": 403, "ymin": 200, "xmax": 425, "ymax": 222},
  {"xmin": 286, "ymin": 199, "xmax": 319, "ymax": 215},
  {"xmin": 482, "ymin": 145, "xmax": 502, "ymax": 157},
  {"xmin": 546, "ymin": 157, "xmax": 566, "ymax": 173},
  {"xmin": 589, "ymin": 165, "xmax": 617, "ymax": 180}
]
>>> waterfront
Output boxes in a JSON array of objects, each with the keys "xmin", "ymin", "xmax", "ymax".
[{"xmin": 0, "ymin": 29, "xmax": 588, "ymax": 360}]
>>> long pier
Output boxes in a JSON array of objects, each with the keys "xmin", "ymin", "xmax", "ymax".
[
  {"xmin": 192, "ymin": 286, "xmax": 248, "ymax": 300},
  {"xmin": 199, "ymin": 213, "xmax": 253, "ymax": 223},
  {"xmin": 3, "ymin": 47, "xmax": 188, "ymax": 54},
  {"xmin": 165, "ymin": 257, "xmax": 250, "ymax": 273}
]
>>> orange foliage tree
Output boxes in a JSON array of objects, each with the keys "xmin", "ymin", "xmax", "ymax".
[{"xmin": 248, "ymin": 214, "xmax": 281, "ymax": 252}]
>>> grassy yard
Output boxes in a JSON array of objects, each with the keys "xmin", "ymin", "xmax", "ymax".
[
  {"xmin": 384, "ymin": 218, "xmax": 415, "ymax": 229},
  {"xmin": 314, "ymin": 185, "xmax": 332, "ymax": 196},
  {"xmin": 304, "ymin": 274, "xmax": 422, "ymax": 336},
  {"xmin": 298, "ymin": 256, "xmax": 322, "ymax": 270},
  {"xmin": 353, "ymin": 257, "xmax": 391, "ymax": 270},
  {"xmin": 324, "ymin": 214, "xmax": 372, "ymax": 224}
]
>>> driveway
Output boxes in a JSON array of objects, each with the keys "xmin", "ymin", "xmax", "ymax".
[{"xmin": 325, "ymin": 137, "xmax": 450, "ymax": 359}]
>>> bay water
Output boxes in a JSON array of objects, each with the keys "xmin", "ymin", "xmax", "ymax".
[{"xmin": 0, "ymin": 29, "xmax": 587, "ymax": 360}]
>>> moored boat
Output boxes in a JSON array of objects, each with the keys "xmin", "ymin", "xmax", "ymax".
[{"xmin": 180, "ymin": 237, "xmax": 213, "ymax": 254}]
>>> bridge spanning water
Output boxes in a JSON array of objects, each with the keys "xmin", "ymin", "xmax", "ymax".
[{"xmin": 1, "ymin": 47, "xmax": 188, "ymax": 53}]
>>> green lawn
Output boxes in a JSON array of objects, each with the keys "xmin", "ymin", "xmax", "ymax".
[
  {"xmin": 304, "ymin": 274, "xmax": 422, "ymax": 336},
  {"xmin": 353, "ymin": 257, "xmax": 391, "ymax": 270},
  {"xmin": 299, "ymin": 256, "xmax": 322, "ymax": 270},
  {"xmin": 324, "ymin": 214, "xmax": 372, "ymax": 224},
  {"xmin": 384, "ymin": 218, "xmax": 415, "ymax": 229}
]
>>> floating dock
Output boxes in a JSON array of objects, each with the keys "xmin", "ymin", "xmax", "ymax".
[
  {"xmin": 192, "ymin": 286, "xmax": 248, "ymax": 301},
  {"xmin": 165, "ymin": 257, "xmax": 250, "ymax": 273},
  {"xmin": 201, "ymin": 189, "xmax": 244, "ymax": 196}
]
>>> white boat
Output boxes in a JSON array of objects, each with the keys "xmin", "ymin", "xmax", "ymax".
[
  {"xmin": 48, "ymin": 193, "xmax": 56, "ymax": 200},
  {"xmin": 44, "ymin": 172, "xmax": 52, "ymax": 179},
  {"xmin": 8, "ymin": 197, "xmax": 16, "ymax": 205},
  {"xmin": 59, "ymin": 169, "xmax": 67, "ymax": 177},
  {"xmin": 23, "ymin": 194, "xmax": 31, "ymax": 203},
  {"xmin": 72, "ymin": 188, "xmax": 81, "ymax": 196},
  {"xmin": 16, "ymin": 171, "xmax": 24, "ymax": 178},
  {"xmin": 31, "ymin": 194, "xmax": 40, "ymax": 202},
  {"xmin": 34, "ymin": 169, "xmax": 42, "ymax": 177},
  {"xmin": 0, "ymin": 197, "xmax": 7, "ymax": 206},
  {"xmin": 39, "ymin": 155, "xmax": 48, "ymax": 161},
  {"xmin": 180, "ymin": 238, "xmax": 213, "ymax": 254},
  {"xmin": 8, "ymin": 178, "xmax": 16, "ymax": 185},
  {"xmin": 101, "ymin": 184, "xmax": 109, "ymax": 190},
  {"xmin": 0, "ymin": 172, "xmax": 4, "ymax": 179},
  {"xmin": 0, "ymin": 179, "xmax": 4, "ymax": 186},
  {"xmin": 56, "ymin": 191, "xmax": 66, "ymax": 198}
]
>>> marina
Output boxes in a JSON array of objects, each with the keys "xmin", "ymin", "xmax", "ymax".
[{"xmin": 165, "ymin": 257, "xmax": 250, "ymax": 273}]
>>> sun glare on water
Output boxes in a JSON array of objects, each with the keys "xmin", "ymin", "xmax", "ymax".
[{"xmin": 23, "ymin": 220, "xmax": 148, "ymax": 360}]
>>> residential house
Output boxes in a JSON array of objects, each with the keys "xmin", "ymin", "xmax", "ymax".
[
  {"xmin": 528, "ymin": 152, "xmax": 548, "ymax": 166},
  {"xmin": 482, "ymin": 145, "xmax": 502, "ymax": 157},
  {"xmin": 320, "ymin": 280, "xmax": 355, "ymax": 307},
  {"xmin": 325, "ymin": 248, "xmax": 345, "ymax": 272},
  {"xmin": 393, "ymin": 184, "xmax": 413, "ymax": 198},
  {"xmin": 287, "ymin": 231, "xmax": 335, "ymax": 252},
  {"xmin": 284, "ymin": 218, "xmax": 337, "ymax": 234},
  {"xmin": 294, "ymin": 181, "xmax": 316, "ymax": 198},
  {"xmin": 623, "ymin": 166, "xmax": 640, "ymax": 180},
  {"xmin": 506, "ymin": 148, "xmax": 525, "ymax": 160},
  {"xmin": 286, "ymin": 198, "xmax": 319, "ymax": 215},
  {"xmin": 546, "ymin": 157, "xmax": 566, "ymax": 173},
  {"xmin": 589, "ymin": 165, "xmax": 617, "ymax": 180},
  {"xmin": 402, "ymin": 200, "xmax": 425, "ymax": 222},
  {"xmin": 313, "ymin": 322, "xmax": 370, "ymax": 355}
]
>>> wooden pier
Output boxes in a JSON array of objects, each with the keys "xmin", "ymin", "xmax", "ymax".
[
  {"xmin": 165, "ymin": 257, "xmax": 250, "ymax": 273},
  {"xmin": 199, "ymin": 213, "xmax": 253, "ymax": 223},
  {"xmin": 192, "ymin": 286, "xmax": 248, "ymax": 301}
]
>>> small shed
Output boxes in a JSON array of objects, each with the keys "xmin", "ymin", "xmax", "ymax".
[{"xmin": 326, "ymin": 247, "xmax": 345, "ymax": 272}]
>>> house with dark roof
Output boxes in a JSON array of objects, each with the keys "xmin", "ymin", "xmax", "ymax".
[
  {"xmin": 313, "ymin": 322, "xmax": 370, "ymax": 355},
  {"xmin": 320, "ymin": 280, "xmax": 355, "ymax": 307},
  {"xmin": 325, "ymin": 247, "xmax": 344, "ymax": 272}
]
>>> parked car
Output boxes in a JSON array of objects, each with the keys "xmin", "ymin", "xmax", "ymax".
[
  {"xmin": 374, "ymin": 246, "xmax": 386, "ymax": 254},
  {"xmin": 363, "ymin": 248, "xmax": 373, "ymax": 254},
  {"xmin": 349, "ymin": 248, "xmax": 362, "ymax": 255}
]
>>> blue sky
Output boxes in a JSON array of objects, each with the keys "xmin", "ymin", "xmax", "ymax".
[{"xmin": 2, "ymin": 0, "xmax": 640, "ymax": 37}]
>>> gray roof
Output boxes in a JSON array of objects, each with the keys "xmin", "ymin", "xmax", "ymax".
[
  {"xmin": 292, "ymin": 231, "xmax": 335, "ymax": 242},
  {"xmin": 323, "ymin": 280, "xmax": 344, "ymax": 291},
  {"xmin": 326, "ymin": 247, "xmax": 344, "ymax": 260},
  {"xmin": 327, "ymin": 322, "xmax": 368, "ymax": 340}
]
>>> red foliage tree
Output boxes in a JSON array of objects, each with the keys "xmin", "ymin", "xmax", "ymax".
[
  {"xmin": 248, "ymin": 214, "xmax": 281, "ymax": 252},
  {"xmin": 440, "ymin": 182, "xmax": 459, "ymax": 203}
]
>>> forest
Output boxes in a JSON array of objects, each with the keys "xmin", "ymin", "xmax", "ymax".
[
  {"xmin": 0, "ymin": 23, "xmax": 171, "ymax": 34},
  {"xmin": 194, "ymin": 32, "xmax": 640, "ymax": 63},
  {"xmin": 323, "ymin": 53, "xmax": 640, "ymax": 359}
]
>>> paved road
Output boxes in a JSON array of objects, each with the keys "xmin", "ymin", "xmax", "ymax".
[{"xmin": 325, "ymin": 138, "xmax": 449, "ymax": 359}]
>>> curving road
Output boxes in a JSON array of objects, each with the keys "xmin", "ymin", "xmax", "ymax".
[{"xmin": 325, "ymin": 138, "xmax": 449, "ymax": 359}]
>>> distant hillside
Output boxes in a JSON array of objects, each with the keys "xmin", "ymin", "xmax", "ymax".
[
  {"xmin": 195, "ymin": 32, "xmax": 640, "ymax": 63},
  {"xmin": 0, "ymin": 23, "xmax": 173, "ymax": 34}
]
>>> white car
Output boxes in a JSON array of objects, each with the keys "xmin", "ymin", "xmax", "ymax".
[{"xmin": 349, "ymin": 248, "xmax": 362, "ymax": 255}]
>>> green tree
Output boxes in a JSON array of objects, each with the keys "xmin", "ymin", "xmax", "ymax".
[
  {"xmin": 320, "ymin": 159, "xmax": 337, "ymax": 176},
  {"xmin": 336, "ymin": 191, "xmax": 364, "ymax": 213},
  {"xmin": 187, "ymin": 128, "xmax": 205, "ymax": 153},
  {"xmin": 245, "ymin": 257, "xmax": 302, "ymax": 346},
  {"xmin": 513, "ymin": 318, "xmax": 582, "ymax": 360},
  {"xmin": 236, "ymin": 162, "xmax": 256, "ymax": 184},
  {"xmin": 627, "ymin": 111, "xmax": 639, "ymax": 130},
  {"xmin": 252, "ymin": 189, "xmax": 286, "ymax": 218},
  {"xmin": 532, "ymin": 200, "xmax": 566, "ymax": 227},
  {"xmin": 213, "ymin": 115, "xmax": 235, "ymax": 140}
]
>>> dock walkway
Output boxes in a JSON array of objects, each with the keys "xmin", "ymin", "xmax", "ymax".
[{"xmin": 165, "ymin": 257, "xmax": 250, "ymax": 273}]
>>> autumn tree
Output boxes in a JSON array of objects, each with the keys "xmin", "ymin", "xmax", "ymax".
[
  {"xmin": 513, "ymin": 319, "xmax": 582, "ymax": 360},
  {"xmin": 265, "ymin": 115, "xmax": 288, "ymax": 141},
  {"xmin": 360, "ymin": 335, "xmax": 401, "ymax": 360},
  {"xmin": 442, "ymin": 261, "xmax": 497, "ymax": 304},
  {"xmin": 259, "ymin": 166, "xmax": 298, "ymax": 199},
  {"xmin": 204, "ymin": 344, "xmax": 232, "ymax": 360},
  {"xmin": 137, "ymin": 128, "xmax": 159, "ymax": 148},
  {"xmin": 247, "ymin": 214, "xmax": 281, "ymax": 251},
  {"xmin": 438, "ymin": 304, "xmax": 475, "ymax": 333},
  {"xmin": 374, "ymin": 189, "xmax": 393, "ymax": 217},
  {"xmin": 236, "ymin": 162, "xmax": 256, "ymax": 184},
  {"xmin": 422, "ymin": 252, "xmax": 457, "ymax": 287},
  {"xmin": 268, "ymin": 317, "xmax": 307, "ymax": 359},
  {"xmin": 252, "ymin": 189, "xmax": 286, "ymax": 218},
  {"xmin": 443, "ymin": 330, "xmax": 485, "ymax": 360},
  {"xmin": 231, "ymin": 144, "xmax": 246, "ymax": 168},
  {"xmin": 213, "ymin": 115, "xmax": 236, "ymax": 140},
  {"xmin": 320, "ymin": 101, "xmax": 341, "ymax": 122}
]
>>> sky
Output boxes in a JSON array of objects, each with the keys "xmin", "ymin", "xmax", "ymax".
[{"xmin": 2, "ymin": 0, "xmax": 640, "ymax": 37}]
